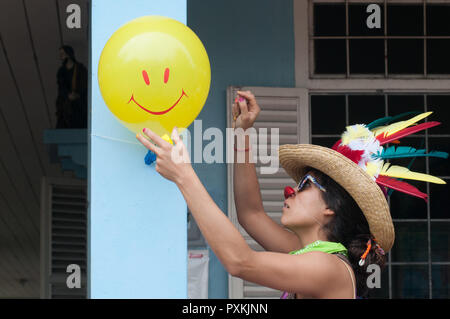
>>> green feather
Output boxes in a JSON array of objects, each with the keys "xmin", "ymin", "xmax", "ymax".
[
  {"xmin": 367, "ymin": 111, "xmax": 421, "ymax": 130},
  {"xmin": 373, "ymin": 146, "xmax": 449, "ymax": 159}
]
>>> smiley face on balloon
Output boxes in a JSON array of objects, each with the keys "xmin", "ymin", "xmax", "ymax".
[{"xmin": 98, "ymin": 16, "xmax": 211, "ymax": 140}]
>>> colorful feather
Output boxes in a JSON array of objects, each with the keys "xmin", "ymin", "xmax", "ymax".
[
  {"xmin": 372, "ymin": 111, "xmax": 433, "ymax": 138},
  {"xmin": 366, "ymin": 160, "xmax": 384, "ymax": 178},
  {"xmin": 387, "ymin": 139, "xmax": 426, "ymax": 197},
  {"xmin": 334, "ymin": 144, "xmax": 364, "ymax": 164},
  {"xmin": 331, "ymin": 139, "xmax": 342, "ymax": 150},
  {"xmin": 366, "ymin": 111, "xmax": 421, "ymax": 130},
  {"xmin": 331, "ymin": 111, "xmax": 447, "ymax": 204},
  {"xmin": 373, "ymin": 146, "xmax": 449, "ymax": 160},
  {"xmin": 342, "ymin": 124, "xmax": 373, "ymax": 145},
  {"xmin": 379, "ymin": 163, "xmax": 446, "ymax": 184},
  {"xmin": 377, "ymin": 121, "xmax": 441, "ymax": 145},
  {"xmin": 375, "ymin": 175, "xmax": 428, "ymax": 202}
]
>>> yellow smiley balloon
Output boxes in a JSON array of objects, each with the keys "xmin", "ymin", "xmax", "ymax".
[{"xmin": 98, "ymin": 16, "xmax": 211, "ymax": 140}]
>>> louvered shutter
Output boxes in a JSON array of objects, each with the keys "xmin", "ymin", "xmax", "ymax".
[
  {"xmin": 227, "ymin": 86, "xmax": 309, "ymax": 299},
  {"xmin": 41, "ymin": 177, "xmax": 87, "ymax": 299}
]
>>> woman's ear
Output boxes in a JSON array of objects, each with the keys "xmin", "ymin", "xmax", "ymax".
[{"xmin": 323, "ymin": 208, "xmax": 335, "ymax": 217}]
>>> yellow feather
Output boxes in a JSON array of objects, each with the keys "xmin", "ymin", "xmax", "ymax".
[
  {"xmin": 380, "ymin": 163, "xmax": 446, "ymax": 184},
  {"xmin": 342, "ymin": 124, "xmax": 372, "ymax": 145},
  {"xmin": 366, "ymin": 160, "xmax": 383, "ymax": 178},
  {"xmin": 372, "ymin": 111, "xmax": 433, "ymax": 138}
]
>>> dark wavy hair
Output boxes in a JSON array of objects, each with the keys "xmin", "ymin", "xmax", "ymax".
[{"xmin": 304, "ymin": 166, "xmax": 386, "ymax": 298}]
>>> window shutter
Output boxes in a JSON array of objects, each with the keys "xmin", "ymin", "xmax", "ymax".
[
  {"xmin": 41, "ymin": 177, "xmax": 87, "ymax": 299},
  {"xmin": 227, "ymin": 86, "xmax": 309, "ymax": 299}
]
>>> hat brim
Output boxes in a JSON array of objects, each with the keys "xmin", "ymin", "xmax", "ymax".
[{"xmin": 279, "ymin": 144, "xmax": 394, "ymax": 252}]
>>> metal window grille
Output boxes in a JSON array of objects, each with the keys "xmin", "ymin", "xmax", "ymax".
[{"xmin": 310, "ymin": 0, "xmax": 450, "ymax": 78}]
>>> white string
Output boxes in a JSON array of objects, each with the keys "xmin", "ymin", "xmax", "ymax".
[
  {"xmin": 91, "ymin": 133, "xmax": 141, "ymax": 145},
  {"xmin": 92, "ymin": 131, "xmax": 189, "ymax": 147}
]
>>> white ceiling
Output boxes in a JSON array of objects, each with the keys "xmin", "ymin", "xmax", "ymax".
[{"xmin": 0, "ymin": 0, "xmax": 89, "ymax": 298}]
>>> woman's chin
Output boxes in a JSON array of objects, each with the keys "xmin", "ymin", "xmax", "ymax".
[
  {"xmin": 281, "ymin": 208, "xmax": 301, "ymax": 228},
  {"xmin": 280, "ymin": 213, "xmax": 290, "ymax": 228}
]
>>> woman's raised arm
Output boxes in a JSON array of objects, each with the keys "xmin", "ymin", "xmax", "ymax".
[{"xmin": 232, "ymin": 91, "xmax": 300, "ymax": 253}]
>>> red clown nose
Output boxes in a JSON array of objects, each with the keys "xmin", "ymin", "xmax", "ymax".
[{"xmin": 284, "ymin": 186, "xmax": 295, "ymax": 199}]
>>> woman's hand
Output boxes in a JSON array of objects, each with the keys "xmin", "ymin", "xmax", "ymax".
[
  {"xmin": 136, "ymin": 127, "xmax": 194, "ymax": 185},
  {"xmin": 232, "ymin": 91, "xmax": 261, "ymax": 130}
]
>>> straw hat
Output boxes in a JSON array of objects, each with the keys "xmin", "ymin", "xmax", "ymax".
[
  {"xmin": 279, "ymin": 111, "xmax": 448, "ymax": 252},
  {"xmin": 279, "ymin": 144, "xmax": 394, "ymax": 251}
]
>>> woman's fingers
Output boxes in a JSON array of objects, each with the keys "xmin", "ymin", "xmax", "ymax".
[
  {"xmin": 171, "ymin": 127, "xmax": 191, "ymax": 164},
  {"xmin": 136, "ymin": 133, "xmax": 161, "ymax": 156},
  {"xmin": 237, "ymin": 90, "xmax": 254, "ymax": 101},
  {"xmin": 237, "ymin": 95, "xmax": 249, "ymax": 116},
  {"xmin": 232, "ymin": 97, "xmax": 239, "ymax": 119},
  {"xmin": 237, "ymin": 90, "xmax": 260, "ymax": 115},
  {"xmin": 142, "ymin": 128, "xmax": 171, "ymax": 149},
  {"xmin": 233, "ymin": 91, "xmax": 260, "ymax": 129},
  {"xmin": 232, "ymin": 97, "xmax": 240, "ymax": 129},
  {"xmin": 237, "ymin": 91, "xmax": 257, "ymax": 106},
  {"xmin": 171, "ymin": 126, "xmax": 181, "ymax": 144}
]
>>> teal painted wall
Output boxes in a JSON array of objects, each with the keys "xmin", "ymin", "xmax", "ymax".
[
  {"xmin": 89, "ymin": 0, "xmax": 187, "ymax": 298},
  {"xmin": 187, "ymin": 0, "xmax": 295, "ymax": 298}
]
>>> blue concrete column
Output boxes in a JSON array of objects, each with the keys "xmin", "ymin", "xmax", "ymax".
[{"xmin": 89, "ymin": 0, "xmax": 187, "ymax": 298}]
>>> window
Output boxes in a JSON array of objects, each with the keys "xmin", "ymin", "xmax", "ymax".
[
  {"xmin": 227, "ymin": 0, "xmax": 450, "ymax": 299},
  {"xmin": 311, "ymin": 1, "xmax": 450, "ymax": 77},
  {"xmin": 311, "ymin": 93, "xmax": 450, "ymax": 298},
  {"xmin": 297, "ymin": 0, "xmax": 450, "ymax": 298}
]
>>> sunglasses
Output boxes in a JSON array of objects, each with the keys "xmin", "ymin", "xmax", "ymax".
[
  {"xmin": 284, "ymin": 174, "xmax": 327, "ymax": 199},
  {"xmin": 297, "ymin": 174, "xmax": 327, "ymax": 193}
]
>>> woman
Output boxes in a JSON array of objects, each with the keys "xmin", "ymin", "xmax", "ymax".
[{"xmin": 136, "ymin": 91, "xmax": 446, "ymax": 299}]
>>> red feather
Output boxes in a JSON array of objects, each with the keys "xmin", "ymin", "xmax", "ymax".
[
  {"xmin": 376, "ymin": 121, "xmax": 441, "ymax": 145},
  {"xmin": 335, "ymin": 144, "xmax": 364, "ymax": 164},
  {"xmin": 375, "ymin": 175, "xmax": 428, "ymax": 202},
  {"xmin": 332, "ymin": 139, "xmax": 342, "ymax": 150}
]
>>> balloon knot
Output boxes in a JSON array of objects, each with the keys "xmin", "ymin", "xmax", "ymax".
[{"xmin": 144, "ymin": 150, "xmax": 157, "ymax": 165}]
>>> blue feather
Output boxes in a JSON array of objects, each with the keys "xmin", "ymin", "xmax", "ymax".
[
  {"xmin": 373, "ymin": 146, "xmax": 449, "ymax": 159},
  {"xmin": 388, "ymin": 138, "xmax": 425, "ymax": 197},
  {"xmin": 366, "ymin": 111, "xmax": 421, "ymax": 130}
]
